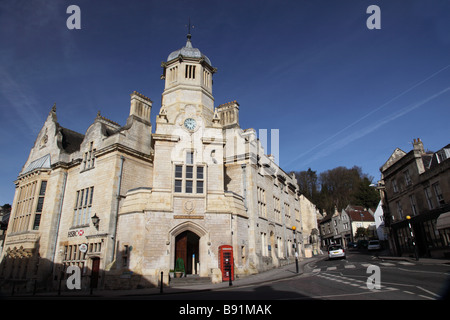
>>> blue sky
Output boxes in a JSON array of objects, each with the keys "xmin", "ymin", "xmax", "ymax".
[{"xmin": 1, "ymin": 0, "xmax": 449, "ymax": 205}]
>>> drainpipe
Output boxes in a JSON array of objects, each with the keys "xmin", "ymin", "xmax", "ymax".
[
  {"xmin": 107, "ymin": 155, "xmax": 125, "ymax": 265},
  {"xmin": 51, "ymin": 171, "xmax": 67, "ymax": 273},
  {"xmin": 241, "ymin": 164, "xmax": 248, "ymax": 211}
]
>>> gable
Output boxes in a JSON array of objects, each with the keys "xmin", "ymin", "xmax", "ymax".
[{"xmin": 380, "ymin": 148, "xmax": 407, "ymax": 172}]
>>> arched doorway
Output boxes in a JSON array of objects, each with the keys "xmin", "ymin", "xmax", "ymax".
[{"xmin": 175, "ymin": 231, "xmax": 200, "ymax": 275}]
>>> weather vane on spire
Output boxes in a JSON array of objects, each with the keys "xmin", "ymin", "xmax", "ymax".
[{"xmin": 186, "ymin": 18, "xmax": 194, "ymax": 37}]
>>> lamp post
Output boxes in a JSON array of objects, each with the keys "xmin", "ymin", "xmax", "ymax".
[
  {"xmin": 292, "ymin": 226, "xmax": 299, "ymax": 273},
  {"xmin": 406, "ymin": 216, "xmax": 419, "ymax": 261}
]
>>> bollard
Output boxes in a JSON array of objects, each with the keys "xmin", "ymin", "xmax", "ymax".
[
  {"xmin": 160, "ymin": 271, "xmax": 163, "ymax": 294},
  {"xmin": 33, "ymin": 279, "xmax": 37, "ymax": 296}
]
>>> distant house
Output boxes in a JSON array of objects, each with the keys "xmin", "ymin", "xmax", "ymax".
[
  {"xmin": 341, "ymin": 205, "xmax": 376, "ymax": 243},
  {"xmin": 318, "ymin": 204, "xmax": 375, "ymax": 248},
  {"xmin": 373, "ymin": 201, "xmax": 387, "ymax": 241}
]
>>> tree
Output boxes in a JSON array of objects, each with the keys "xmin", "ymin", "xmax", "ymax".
[
  {"xmin": 293, "ymin": 168, "xmax": 318, "ymax": 200},
  {"xmin": 352, "ymin": 177, "xmax": 380, "ymax": 209},
  {"xmin": 293, "ymin": 166, "xmax": 380, "ymax": 214},
  {"xmin": 355, "ymin": 227, "xmax": 368, "ymax": 240}
]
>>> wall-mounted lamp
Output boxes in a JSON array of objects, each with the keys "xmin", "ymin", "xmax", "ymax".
[{"xmin": 91, "ymin": 213, "xmax": 100, "ymax": 229}]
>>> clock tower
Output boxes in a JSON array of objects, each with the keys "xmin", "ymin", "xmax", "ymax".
[{"xmin": 160, "ymin": 32, "xmax": 217, "ymax": 125}]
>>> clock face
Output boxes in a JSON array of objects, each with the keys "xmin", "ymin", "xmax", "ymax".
[{"xmin": 184, "ymin": 118, "xmax": 197, "ymax": 131}]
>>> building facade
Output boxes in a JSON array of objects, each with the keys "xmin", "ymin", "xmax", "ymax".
[
  {"xmin": 379, "ymin": 138, "xmax": 450, "ymax": 258},
  {"xmin": 319, "ymin": 205, "xmax": 376, "ymax": 248},
  {"xmin": 0, "ymin": 34, "xmax": 319, "ymax": 293}
]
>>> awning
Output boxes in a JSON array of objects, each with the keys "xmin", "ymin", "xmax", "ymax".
[{"xmin": 436, "ymin": 211, "xmax": 450, "ymax": 230}]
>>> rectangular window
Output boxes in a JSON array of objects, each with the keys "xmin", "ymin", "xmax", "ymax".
[
  {"xmin": 185, "ymin": 165, "xmax": 193, "ymax": 193},
  {"xmin": 122, "ymin": 245, "xmax": 129, "ymax": 267},
  {"xmin": 409, "ymin": 194, "xmax": 418, "ymax": 216},
  {"xmin": 196, "ymin": 166, "xmax": 204, "ymax": 194},
  {"xmin": 174, "ymin": 152, "xmax": 205, "ymax": 194},
  {"xmin": 197, "ymin": 166, "xmax": 203, "ymax": 180},
  {"xmin": 33, "ymin": 180, "xmax": 47, "ymax": 230},
  {"xmin": 261, "ymin": 233, "xmax": 268, "ymax": 256},
  {"xmin": 424, "ymin": 187, "xmax": 434, "ymax": 210},
  {"xmin": 185, "ymin": 180, "xmax": 193, "ymax": 193},
  {"xmin": 392, "ymin": 180, "xmax": 398, "ymax": 193},
  {"xmin": 396, "ymin": 201, "xmax": 403, "ymax": 219},
  {"xmin": 285, "ymin": 203, "xmax": 290, "ymax": 219},
  {"xmin": 174, "ymin": 179, "xmax": 182, "ymax": 193},
  {"xmin": 185, "ymin": 65, "xmax": 196, "ymax": 79},
  {"xmin": 186, "ymin": 166, "xmax": 193, "ymax": 179},
  {"xmin": 257, "ymin": 187, "xmax": 266, "ymax": 218},
  {"xmin": 273, "ymin": 196, "xmax": 281, "ymax": 222},
  {"xmin": 186, "ymin": 151, "xmax": 194, "ymax": 165},
  {"xmin": 404, "ymin": 169, "xmax": 412, "ymax": 186},
  {"xmin": 433, "ymin": 182, "xmax": 444, "ymax": 206},
  {"xmin": 175, "ymin": 165, "xmax": 183, "ymax": 178},
  {"xmin": 82, "ymin": 142, "xmax": 95, "ymax": 171},
  {"xmin": 175, "ymin": 165, "xmax": 183, "ymax": 192},
  {"xmin": 196, "ymin": 181, "xmax": 204, "ymax": 194},
  {"xmin": 169, "ymin": 66, "xmax": 178, "ymax": 82},
  {"xmin": 73, "ymin": 186, "xmax": 94, "ymax": 226}
]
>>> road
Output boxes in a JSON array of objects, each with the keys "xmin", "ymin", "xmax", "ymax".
[{"xmin": 144, "ymin": 249, "xmax": 450, "ymax": 301}]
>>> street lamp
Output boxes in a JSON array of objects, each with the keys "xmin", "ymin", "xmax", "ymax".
[
  {"xmin": 292, "ymin": 226, "xmax": 299, "ymax": 273},
  {"xmin": 406, "ymin": 216, "xmax": 419, "ymax": 261},
  {"xmin": 91, "ymin": 213, "xmax": 100, "ymax": 229}
]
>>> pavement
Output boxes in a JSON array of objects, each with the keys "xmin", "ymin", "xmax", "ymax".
[
  {"xmin": 3, "ymin": 251, "xmax": 449, "ymax": 299},
  {"xmin": 2, "ymin": 254, "xmax": 325, "ymax": 299},
  {"xmin": 371, "ymin": 248, "xmax": 450, "ymax": 265}
]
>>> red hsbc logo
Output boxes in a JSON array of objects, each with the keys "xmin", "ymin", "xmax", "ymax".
[{"xmin": 68, "ymin": 229, "xmax": 85, "ymax": 237}]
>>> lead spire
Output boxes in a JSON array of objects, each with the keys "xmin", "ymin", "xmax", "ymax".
[{"xmin": 186, "ymin": 18, "xmax": 194, "ymax": 41}]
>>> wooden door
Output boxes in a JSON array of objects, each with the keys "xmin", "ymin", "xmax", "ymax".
[
  {"xmin": 175, "ymin": 232, "xmax": 187, "ymax": 272},
  {"xmin": 90, "ymin": 258, "xmax": 100, "ymax": 288}
]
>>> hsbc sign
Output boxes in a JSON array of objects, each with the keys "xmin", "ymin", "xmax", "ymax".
[{"xmin": 68, "ymin": 229, "xmax": 85, "ymax": 238}]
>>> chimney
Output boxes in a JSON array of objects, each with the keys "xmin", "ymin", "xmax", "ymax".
[
  {"xmin": 129, "ymin": 91, "xmax": 152, "ymax": 123},
  {"xmin": 413, "ymin": 138, "xmax": 424, "ymax": 154}
]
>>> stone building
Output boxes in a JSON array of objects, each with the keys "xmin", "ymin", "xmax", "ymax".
[
  {"xmin": 379, "ymin": 138, "xmax": 450, "ymax": 258},
  {"xmin": 0, "ymin": 33, "xmax": 318, "ymax": 292},
  {"xmin": 319, "ymin": 205, "xmax": 375, "ymax": 248},
  {"xmin": 298, "ymin": 195, "xmax": 320, "ymax": 257}
]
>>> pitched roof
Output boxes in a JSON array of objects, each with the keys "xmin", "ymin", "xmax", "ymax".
[
  {"xmin": 345, "ymin": 207, "xmax": 374, "ymax": 222},
  {"xmin": 22, "ymin": 153, "xmax": 51, "ymax": 175}
]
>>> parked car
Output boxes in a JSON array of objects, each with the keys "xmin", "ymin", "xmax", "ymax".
[
  {"xmin": 368, "ymin": 240, "xmax": 381, "ymax": 251},
  {"xmin": 347, "ymin": 242, "xmax": 358, "ymax": 249},
  {"xmin": 328, "ymin": 245, "xmax": 346, "ymax": 260},
  {"xmin": 357, "ymin": 240, "xmax": 368, "ymax": 249}
]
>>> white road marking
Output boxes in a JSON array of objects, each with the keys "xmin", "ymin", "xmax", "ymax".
[
  {"xmin": 379, "ymin": 262, "xmax": 395, "ymax": 266},
  {"xmin": 403, "ymin": 291, "xmax": 415, "ymax": 295},
  {"xmin": 326, "ymin": 266, "xmax": 337, "ymax": 271}
]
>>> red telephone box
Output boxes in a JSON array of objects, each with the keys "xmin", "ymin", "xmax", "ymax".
[{"xmin": 218, "ymin": 245, "xmax": 234, "ymax": 281}]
